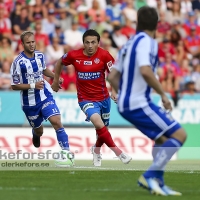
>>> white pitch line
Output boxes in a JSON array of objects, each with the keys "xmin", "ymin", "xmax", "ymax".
[{"xmin": 73, "ymin": 166, "xmax": 200, "ymax": 173}]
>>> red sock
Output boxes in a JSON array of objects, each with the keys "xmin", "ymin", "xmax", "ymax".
[
  {"xmin": 96, "ymin": 126, "xmax": 122, "ymax": 156},
  {"xmin": 94, "ymin": 138, "xmax": 103, "ymax": 154}
]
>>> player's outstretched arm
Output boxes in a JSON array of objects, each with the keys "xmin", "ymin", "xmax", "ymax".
[
  {"xmin": 43, "ymin": 68, "xmax": 55, "ymax": 79},
  {"xmin": 11, "ymin": 81, "xmax": 44, "ymax": 90},
  {"xmin": 108, "ymin": 68, "xmax": 121, "ymax": 94},
  {"xmin": 140, "ymin": 66, "xmax": 172, "ymax": 111},
  {"xmin": 51, "ymin": 58, "xmax": 63, "ymax": 92}
]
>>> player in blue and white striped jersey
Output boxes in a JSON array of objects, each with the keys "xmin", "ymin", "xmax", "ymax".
[
  {"xmin": 10, "ymin": 31, "xmax": 72, "ymax": 159},
  {"xmin": 108, "ymin": 6, "xmax": 187, "ymax": 196}
]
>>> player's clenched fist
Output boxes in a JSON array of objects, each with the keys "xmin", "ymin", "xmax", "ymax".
[
  {"xmin": 35, "ymin": 81, "xmax": 44, "ymax": 90},
  {"xmin": 51, "ymin": 81, "xmax": 60, "ymax": 92}
]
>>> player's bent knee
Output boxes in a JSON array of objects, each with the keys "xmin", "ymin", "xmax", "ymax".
[
  {"xmin": 34, "ymin": 130, "xmax": 43, "ymax": 136},
  {"xmin": 90, "ymin": 113, "xmax": 105, "ymax": 129},
  {"xmin": 170, "ymin": 128, "xmax": 187, "ymax": 144}
]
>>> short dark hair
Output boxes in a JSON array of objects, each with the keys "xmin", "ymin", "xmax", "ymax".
[
  {"xmin": 136, "ymin": 6, "xmax": 158, "ymax": 32},
  {"xmin": 82, "ymin": 29, "xmax": 100, "ymax": 43},
  {"xmin": 20, "ymin": 31, "xmax": 34, "ymax": 43}
]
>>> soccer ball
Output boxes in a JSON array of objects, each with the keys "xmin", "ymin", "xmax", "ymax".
[{"xmin": 55, "ymin": 150, "xmax": 75, "ymax": 167}]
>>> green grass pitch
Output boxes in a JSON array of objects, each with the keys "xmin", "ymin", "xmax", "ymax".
[{"xmin": 0, "ymin": 160, "xmax": 200, "ymax": 200}]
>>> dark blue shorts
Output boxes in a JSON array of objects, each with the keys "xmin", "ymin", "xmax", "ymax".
[
  {"xmin": 120, "ymin": 102, "xmax": 181, "ymax": 140},
  {"xmin": 22, "ymin": 97, "xmax": 60, "ymax": 128},
  {"xmin": 79, "ymin": 97, "xmax": 111, "ymax": 126}
]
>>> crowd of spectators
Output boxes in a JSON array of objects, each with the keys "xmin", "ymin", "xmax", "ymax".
[{"xmin": 1, "ymin": 0, "xmax": 200, "ymax": 104}]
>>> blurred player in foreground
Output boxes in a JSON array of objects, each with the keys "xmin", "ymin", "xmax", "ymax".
[
  {"xmin": 52, "ymin": 29, "xmax": 132, "ymax": 166},
  {"xmin": 10, "ymin": 31, "xmax": 73, "ymax": 166},
  {"xmin": 108, "ymin": 6, "xmax": 187, "ymax": 196}
]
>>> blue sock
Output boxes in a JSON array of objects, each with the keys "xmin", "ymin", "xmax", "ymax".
[
  {"xmin": 152, "ymin": 144, "xmax": 164, "ymax": 186},
  {"xmin": 144, "ymin": 138, "xmax": 182, "ymax": 183},
  {"xmin": 32, "ymin": 129, "xmax": 39, "ymax": 138},
  {"xmin": 152, "ymin": 144, "xmax": 161, "ymax": 159},
  {"xmin": 56, "ymin": 128, "xmax": 70, "ymax": 150}
]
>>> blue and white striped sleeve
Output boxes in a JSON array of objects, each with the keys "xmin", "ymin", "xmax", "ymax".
[{"xmin": 10, "ymin": 61, "xmax": 21, "ymax": 85}]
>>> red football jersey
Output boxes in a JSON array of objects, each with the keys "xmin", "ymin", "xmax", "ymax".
[{"xmin": 62, "ymin": 47, "xmax": 114, "ymax": 102}]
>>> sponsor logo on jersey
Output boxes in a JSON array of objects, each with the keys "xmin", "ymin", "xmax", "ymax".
[
  {"xmin": 102, "ymin": 113, "xmax": 110, "ymax": 119},
  {"xmin": 76, "ymin": 60, "xmax": 81, "ymax": 64},
  {"xmin": 78, "ymin": 72, "xmax": 100, "ymax": 80},
  {"xmin": 82, "ymin": 103, "xmax": 94, "ymax": 113},
  {"xmin": 107, "ymin": 61, "xmax": 113, "ymax": 71},
  {"xmin": 94, "ymin": 58, "xmax": 100, "ymax": 64},
  {"xmin": 31, "ymin": 60, "xmax": 35, "ymax": 63},
  {"xmin": 37, "ymin": 55, "xmax": 42, "ymax": 59},
  {"xmin": 12, "ymin": 74, "xmax": 20, "ymax": 84},
  {"xmin": 84, "ymin": 61, "xmax": 92, "ymax": 65},
  {"xmin": 25, "ymin": 71, "xmax": 43, "ymax": 79}
]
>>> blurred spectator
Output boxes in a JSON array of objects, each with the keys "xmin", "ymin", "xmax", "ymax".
[
  {"xmin": 183, "ymin": 11, "xmax": 200, "ymax": 35},
  {"xmin": 45, "ymin": 36, "xmax": 64, "ymax": 64},
  {"xmin": 175, "ymin": 40, "xmax": 187, "ymax": 66},
  {"xmin": 155, "ymin": 0, "xmax": 166, "ymax": 13},
  {"xmin": 77, "ymin": 5, "xmax": 89, "ymax": 30},
  {"xmin": 101, "ymin": 38, "xmax": 118, "ymax": 59},
  {"xmin": 0, "ymin": 37, "xmax": 14, "ymax": 64},
  {"xmin": 156, "ymin": 12, "xmax": 171, "ymax": 42},
  {"xmin": 62, "ymin": 64, "xmax": 76, "ymax": 92},
  {"xmin": 165, "ymin": 1, "xmax": 184, "ymax": 24},
  {"xmin": 182, "ymin": 81, "xmax": 197, "ymax": 95},
  {"xmin": 120, "ymin": 19, "xmax": 136, "ymax": 39},
  {"xmin": 85, "ymin": 0, "xmax": 107, "ymax": 10},
  {"xmin": 64, "ymin": 21, "xmax": 82, "ymax": 49},
  {"xmin": 34, "ymin": 21, "xmax": 49, "ymax": 53},
  {"xmin": 10, "ymin": 1, "xmax": 22, "ymax": 26},
  {"xmin": 88, "ymin": 0, "xmax": 106, "ymax": 23},
  {"xmin": 59, "ymin": 9, "xmax": 72, "ymax": 31},
  {"xmin": 28, "ymin": 0, "xmax": 47, "ymax": 22},
  {"xmin": 122, "ymin": 0, "xmax": 137, "ymax": 23},
  {"xmin": 160, "ymin": 53, "xmax": 180, "ymax": 104},
  {"xmin": 158, "ymin": 38, "xmax": 176, "ymax": 63},
  {"xmin": 0, "ymin": 5, "xmax": 12, "ymax": 37},
  {"xmin": 184, "ymin": 26, "xmax": 200, "ymax": 58},
  {"xmin": 12, "ymin": 7, "xmax": 31, "ymax": 37},
  {"xmin": 181, "ymin": 0, "xmax": 192, "ymax": 14},
  {"xmin": 172, "ymin": 20, "xmax": 187, "ymax": 38},
  {"xmin": 106, "ymin": 0, "xmax": 123, "ymax": 24},
  {"xmin": 0, "ymin": 60, "xmax": 11, "ymax": 90},
  {"xmin": 100, "ymin": 29, "xmax": 111, "ymax": 45},
  {"xmin": 41, "ymin": 10, "xmax": 59, "ymax": 35},
  {"xmin": 111, "ymin": 25, "xmax": 128, "ymax": 49},
  {"xmin": 170, "ymin": 29, "xmax": 181, "ymax": 47},
  {"xmin": 49, "ymin": 24, "xmax": 65, "ymax": 45}
]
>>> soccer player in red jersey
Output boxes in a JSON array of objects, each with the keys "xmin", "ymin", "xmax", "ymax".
[{"xmin": 52, "ymin": 29, "xmax": 132, "ymax": 166}]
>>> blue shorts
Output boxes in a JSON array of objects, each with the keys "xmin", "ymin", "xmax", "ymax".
[
  {"xmin": 22, "ymin": 97, "xmax": 60, "ymax": 128},
  {"xmin": 79, "ymin": 97, "xmax": 111, "ymax": 126},
  {"xmin": 119, "ymin": 102, "xmax": 181, "ymax": 140}
]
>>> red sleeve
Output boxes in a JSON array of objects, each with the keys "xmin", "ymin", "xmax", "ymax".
[
  {"xmin": 104, "ymin": 51, "xmax": 115, "ymax": 73},
  {"xmin": 62, "ymin": 51, "xmax": 73, "ymax": 66}
]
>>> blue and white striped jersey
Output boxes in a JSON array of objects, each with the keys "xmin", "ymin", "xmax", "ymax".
[
  {"xmin": 10, "ymin": 51, "xmax": 53, "ymax": 106},
  {"xmin": 113, "ymin": 32, "xmax": 158, "ymax": 112}
]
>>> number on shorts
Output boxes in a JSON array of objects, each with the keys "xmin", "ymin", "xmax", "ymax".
[{"xmin": 52, "ymin": 108, "xmax": 58, "ymax": 113}]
